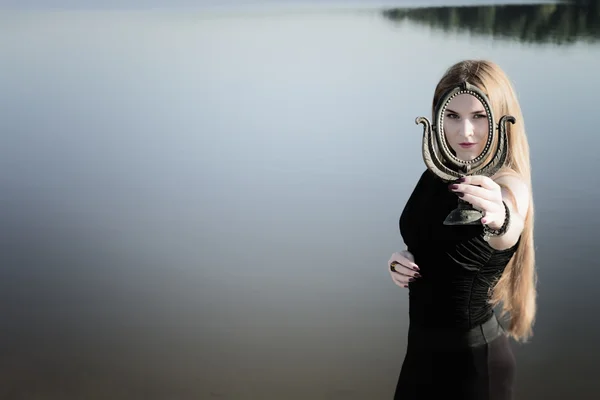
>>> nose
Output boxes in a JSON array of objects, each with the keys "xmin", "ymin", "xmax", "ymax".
[{"xmin": 460, "ymin": 119, "xmax": 475, "ymax": 137}]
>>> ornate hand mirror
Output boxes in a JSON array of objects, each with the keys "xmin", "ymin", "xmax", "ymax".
[{"xmin": 415, "ymin": 81, "xmax": 515, "ymax": 225}]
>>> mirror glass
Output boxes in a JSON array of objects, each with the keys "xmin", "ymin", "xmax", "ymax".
[{"xmin": 440, "ymin": 93, "xmax": 490, "ymax": 163}]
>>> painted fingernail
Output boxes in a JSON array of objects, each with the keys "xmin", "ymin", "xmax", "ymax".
[
  {"xmin": 409, "ymin": 278, "xmax": 415, "ymax": 282},
  {"xmin": 414, "ymin": 273, "xmax": 421, "ymax": 278},
  {"xmin": 412, "ymin": 266, "xmax": 420, "ymax": 271},
  {"xmin": 404, "ymin": 284, "xmax": 408, "ymax": 288},
  {"xmin": 456, "ymin": 192, "xmax": 464, "ymax": 197},
  {"xmin": 458, "ymin": 177, "xmax": 466, "ymax": 182},
  {"xmin": 448, "ymin": 184, "xmax": 459, "ymax": 190}
]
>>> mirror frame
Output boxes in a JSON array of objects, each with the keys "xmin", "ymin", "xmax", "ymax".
[{"xmin": 435, "ymin": 82, "xmax": 494, "ymax": 170}]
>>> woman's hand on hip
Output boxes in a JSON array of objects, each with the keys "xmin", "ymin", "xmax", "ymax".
[{"xmin": 388, "ymin": 250, "xmax": 421, "ymax": 289}]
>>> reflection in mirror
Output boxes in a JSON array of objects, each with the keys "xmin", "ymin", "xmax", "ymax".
[{"xmin": 441, "ymin": 93, "xmax": 489, "ymax": 163}]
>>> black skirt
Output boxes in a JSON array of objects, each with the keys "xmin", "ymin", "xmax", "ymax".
[{"xmin": 394, "ymin": 315, "xmax": 516, "ymax": 400}]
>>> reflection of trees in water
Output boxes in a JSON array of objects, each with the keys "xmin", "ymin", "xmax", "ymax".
[{"xmin": 382, "ymin": 0, "xmax": 600, "ymax": 44}]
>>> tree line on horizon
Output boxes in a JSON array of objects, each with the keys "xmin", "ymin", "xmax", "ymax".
[{"xmin": 382, "ymin": 0, "xmax": 600, "ymax": 45}]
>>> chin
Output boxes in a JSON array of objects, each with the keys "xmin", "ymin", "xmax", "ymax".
[{"xmin": 456, "ymin": 152, "xmax": 476, "ymax": 162}]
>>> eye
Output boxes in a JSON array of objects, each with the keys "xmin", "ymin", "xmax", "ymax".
[
  {"xmin": 474, "ymin": 114, "xmax": 488, "ymax": 119},
  {"xmin": 446, "ymin": 113, "xmax": 459, "ymax": 119}
]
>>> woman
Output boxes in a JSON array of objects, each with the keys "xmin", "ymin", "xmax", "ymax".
[{"xmin": 388, "ymin": 60, "xmax": 537, "ymax": 399}]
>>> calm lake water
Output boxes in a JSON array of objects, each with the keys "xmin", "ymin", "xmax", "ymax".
[{"xmin": 1, "ymin": 1, "xmax": 599, "ymax": 399}]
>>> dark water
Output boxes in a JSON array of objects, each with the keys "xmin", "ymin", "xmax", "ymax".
[{"xmin": 1, "ymin": 1, "xmax": 599, "ymax": 399}]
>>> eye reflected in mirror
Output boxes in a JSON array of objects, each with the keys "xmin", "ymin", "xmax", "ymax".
[{"xmin": 442, "ymin": 93, "xmax": 489, "ymax": 162}]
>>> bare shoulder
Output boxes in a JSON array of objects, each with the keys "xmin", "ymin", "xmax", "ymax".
[{"xmin": 493, "ymin": 173, "xmax": 531, "ymax": 218}]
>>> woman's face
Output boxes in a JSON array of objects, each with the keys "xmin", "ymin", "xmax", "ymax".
[{"xmin": 443, "ymin": 94, "xmax": 489, "ymax": 161}]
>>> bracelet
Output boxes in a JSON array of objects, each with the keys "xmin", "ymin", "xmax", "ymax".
[{"xmin": 482, "ymin": 201, "xmax": 510, "ymax": 241}]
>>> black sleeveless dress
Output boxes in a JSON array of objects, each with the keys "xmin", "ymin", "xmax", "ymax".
[{"xmin": 394, "ymin": 169, "xmax": 519, "ymax": 400}]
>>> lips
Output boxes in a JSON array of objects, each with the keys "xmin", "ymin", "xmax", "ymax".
[{"xmin": 459, "ymin": 143, "xmax": 476, "ymax": 148}]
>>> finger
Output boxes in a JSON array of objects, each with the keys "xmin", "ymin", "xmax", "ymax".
[
  {"xmin": 390, "ymin": 271, "xmax": 414, "ymax": 287},
  {"xmin": 390, "ymin": 257, "xmax": 420, "ymax": 272},
  {"xmin": 392, "ymin": 278, "xmax": 409, "ymax": 289},
  {"xmin": 393, "ymin": 269, "xmax": 418, "ymax": 282},
  {"xmin": 458, "ymin": 175, "xmax": 498, "ymax": 190},
  {"xmin": 391, "ymin": 262, "xmax": 421, "ymax": 278},
  {"xmin": 449, "ymin": 183, "xmax": 496, "ymax": 201},
  {"xmin": 391, "ymin": 260, "xmax": 420, "ymax": 274},
  {"xmin": 456, "ymin": 192, "xmax": 497, "ymax": 213}
]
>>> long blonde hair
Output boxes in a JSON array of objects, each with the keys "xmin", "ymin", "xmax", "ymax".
[{"xmin": 432, "ymin": 60, "xmax": 537, "ymax": 342}]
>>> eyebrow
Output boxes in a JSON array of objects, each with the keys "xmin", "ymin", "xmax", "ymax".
[{"xmin": 446, "ymin": 108, "xmax": 487, "ymax": 114}]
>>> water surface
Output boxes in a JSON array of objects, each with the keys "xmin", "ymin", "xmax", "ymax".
[{"xmin": 1, "ymin": 2, "xmax": 599, "ymax": 399}]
